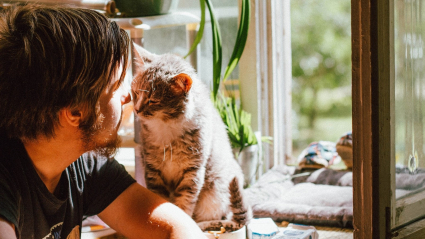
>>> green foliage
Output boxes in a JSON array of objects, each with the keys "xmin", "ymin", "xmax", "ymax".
[
  {"xmin": 186, "ymin": 0, "xmax": 251, "ymax": 101},
  {"xmin": 215, "ymin": 95, "xmax": 258, "ymax": 151},
  {"xmin": 186, "ymin": 0, "xmax": 261, "ymax": 150},
  {"xmin": 291, "ymin": 0, "xmax": 352, "ymax": 147},
  {"xmin": 184, "ymin": 0, "xmax": 205, "ymax": 58},
  {"xmin": 222, "ymin": 0, "xmax": 251, "ymax": 83},
  {"xmin": 205, "ymin": 0, "xmax": 223, "ymax": 100}
]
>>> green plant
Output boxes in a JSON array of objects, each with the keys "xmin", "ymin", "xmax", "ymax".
[
  {"xmin": 185, "ymin": 0, "xmax": 251, "ymax": 101},
  {"xmin": 215, "ymin": 95, "xmax": 257, "ymax": 151}
]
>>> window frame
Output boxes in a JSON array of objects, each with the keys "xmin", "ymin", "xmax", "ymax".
[
  {"xmin": 351, "ymin": 0, "xmax": 394, "ymax": 237},
  {"xmin": 242, "ymin": 0, "xmax": 425, "ymax": 237},
  {"xmin": 239, "ymin": 0, "xmax": 292, "ymax": 172}
]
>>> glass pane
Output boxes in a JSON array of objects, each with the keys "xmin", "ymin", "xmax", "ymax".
[{"xmin": 394, "ymin": 0, "xmax": 425, "ymax": 199}]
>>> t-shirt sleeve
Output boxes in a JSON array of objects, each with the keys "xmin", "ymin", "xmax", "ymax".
[{"xmin": 77, "ymin": 152, "xmax": 136, "ymax": 216}]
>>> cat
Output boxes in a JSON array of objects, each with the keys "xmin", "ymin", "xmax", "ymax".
[{"xmin": 131, "ymin": 43, "xmax": 252, "ymax": 228}]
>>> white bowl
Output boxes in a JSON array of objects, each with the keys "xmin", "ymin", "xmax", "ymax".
[{"xmin": 204, "ymin": 225, "xmax": 246, "ymax": 239}]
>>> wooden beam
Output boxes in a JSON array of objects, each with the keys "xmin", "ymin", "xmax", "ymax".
[{"xmin": 352, "ymin": 0, "xmax": 392, "ymax": 238}]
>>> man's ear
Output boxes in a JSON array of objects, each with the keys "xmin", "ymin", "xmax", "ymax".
[{"xmin": 60, "ymin": 108, "xmax": 82, "ymax": 127}]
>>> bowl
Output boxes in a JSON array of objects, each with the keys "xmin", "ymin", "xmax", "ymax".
[
  {"xmin": 115, "ymin": 0, "xmax": 179, "ymax": 17},
  {"xmin": 204, "ymin": 225, "xmax": 246, "ymax": 239}
]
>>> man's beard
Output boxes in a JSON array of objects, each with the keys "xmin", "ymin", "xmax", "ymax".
[
  {"xmin": 81, "ymin": 114, "xmax": 122, "ymax": 159},
  {"xmin": 92, "ymin": 135, "xmax": 121, "ymax": 159}
]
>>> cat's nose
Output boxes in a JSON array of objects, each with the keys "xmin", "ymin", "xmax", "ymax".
[{"xmin": 121, "ymin": 91, "xmax": 131, "ymax": 105}]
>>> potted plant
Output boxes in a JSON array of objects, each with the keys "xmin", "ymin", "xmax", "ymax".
[
  {"xmin": 215, "ymin": 94, "xmax": 268, "ymax": 188},
  {"xmin": 185, "ymin": 0, "xmax": 272, "ymax": 188},
  {"xmin": 114, "ymin": 0, "xmax": 179, "ymax": 17}
]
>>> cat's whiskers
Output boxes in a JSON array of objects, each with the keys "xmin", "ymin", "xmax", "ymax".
[
  {"xmin": 151, "ymin": 80, "xmax": 155, "ymax": 91},
  {"xmin": 163, "ymin": 143, "xmax": 173, "ymax": 161}
]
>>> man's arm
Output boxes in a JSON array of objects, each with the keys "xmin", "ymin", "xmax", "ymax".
[
  {"xmin": 98, "ymin": 182, "xmax": 207, "ymax": 239},
  {"xmin": 0, "ymin": 217, "xmax": 16, "ymax": 239}
]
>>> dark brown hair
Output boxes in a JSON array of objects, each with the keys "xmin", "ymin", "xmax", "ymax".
[{"xmin": 0, "ymin": 4, "xmax": 129, "ymax": 139}]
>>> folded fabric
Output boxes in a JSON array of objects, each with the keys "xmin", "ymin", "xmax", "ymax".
[
  {"xmin": 306, "ymin": 168, "xmax": 352, "ymax": 186},
  {"xmin": 244, "ymin": 165, "xmax": 353, "ymax": 228},
  {"xmin": 244, "ymin": 165, "xmax": 425, "ymax": 228},
  {"xmin": 297, "ymin": 141, "xmax": 341, "ymax": 169}
]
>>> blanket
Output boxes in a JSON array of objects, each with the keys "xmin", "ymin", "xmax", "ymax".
[{"xmin": 244, "ymin": 165, "xmax": 425, "ymax": 228}]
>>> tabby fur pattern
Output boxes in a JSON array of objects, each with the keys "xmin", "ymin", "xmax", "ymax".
[{"xmin": 131, "ymin": 43, "xmax": 252, "ymax": 226}]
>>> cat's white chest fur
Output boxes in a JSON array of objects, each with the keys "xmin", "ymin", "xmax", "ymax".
[{"xmin": 142, "ymin": 114, "xmax": 193, "ymax": 146}]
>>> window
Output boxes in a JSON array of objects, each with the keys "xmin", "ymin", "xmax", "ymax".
[
  {"xmin": 352, "ymin": 0, "xmax": 425, "ymax": 237},
  {"xmin": 117, "ymin": 0, "xmax": 353, "ymax": 180},
  {"xmin": 290, "ymin": 0, "xmax": 352, "ymax": 165}
]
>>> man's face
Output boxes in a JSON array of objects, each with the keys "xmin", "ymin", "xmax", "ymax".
[{"xmin": 82, "ymin": 69, "xmax": 131, "ymax": 158}]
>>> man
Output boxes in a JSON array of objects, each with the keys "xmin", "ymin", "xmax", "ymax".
[{"xmin": 0, "ymin": 4, "xmax": 206, "ymax": 239}]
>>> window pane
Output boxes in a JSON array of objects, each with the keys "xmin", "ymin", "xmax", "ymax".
[
  {"xmin": 394, "ymin": 0, "xmax": 425, "ymax": 198},
  {"xmin": 290, "ymin": 0, "xmax": 352, "ymax": 165}
]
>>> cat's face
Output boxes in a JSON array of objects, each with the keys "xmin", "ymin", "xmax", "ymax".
[{"xmin": 131, "ymin": 44, "xmax": 193, "ymax": 122}]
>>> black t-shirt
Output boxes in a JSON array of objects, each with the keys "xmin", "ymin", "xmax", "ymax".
[{"xmin": 0, "ymin": 135, "xmax": 136, "ymax": 239}]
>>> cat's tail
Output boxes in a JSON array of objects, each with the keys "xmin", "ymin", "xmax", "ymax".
[{"xmin": 229, "ymin": 177, "xmax": 252, "ymax": 225}]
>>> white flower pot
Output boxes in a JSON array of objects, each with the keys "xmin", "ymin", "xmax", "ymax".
[{"xmin": 233, "ymin": 145, "xmax": 259, "ymax": 187}]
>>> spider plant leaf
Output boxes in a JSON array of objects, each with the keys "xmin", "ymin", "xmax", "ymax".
[
  {"xmin": 261, "ymin": 136, "xmax": 273, "ymax": 144},
  {"xmin": 239, "ymin": 125, "xmax": 245, "ymax": 151},
  {"xmin": 223, "ymin": 0, "xmax": 251, "ymax": 81},
  {"xmin": 184, "ymin": 0, "xmax": 206, "ymax": 59},
  {"xmin": 206, "ymin": 0, "xmax": 222, "ymax": 101}
]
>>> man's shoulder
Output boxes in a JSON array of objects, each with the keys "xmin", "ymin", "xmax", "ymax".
[
  {"xmin": 74, "ymin": 151, "xmax": 109, "ymax": 166},
  {"xmin": 68, "ymin": 151, "xmax": 114, "ymax": 177}
]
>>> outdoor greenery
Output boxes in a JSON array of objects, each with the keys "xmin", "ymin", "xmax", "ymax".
[
  {"xmin": 291, "ymin": 0, "xmax": 352, "ymax": 157},
  {"xmin": 181, "ymin": 0, "xmax": 352, "ymax": 158}
]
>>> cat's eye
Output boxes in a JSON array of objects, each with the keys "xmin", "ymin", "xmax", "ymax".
[
  {"xmin": 136, "ymin": 89, "xmax": 149, "ymax": 97},
  {"xmin": 149, "ymin": 99, "xmax": 159, "ymax": 105}
]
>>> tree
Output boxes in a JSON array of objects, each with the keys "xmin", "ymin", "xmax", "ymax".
[{"xmin": 291, "ymin": 0, "xmax": 352, "ymax": 141}]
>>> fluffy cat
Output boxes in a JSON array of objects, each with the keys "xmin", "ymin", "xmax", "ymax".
[{"xmin": 131, "ymin": 43, "xmax": 252, "ymax": 228}]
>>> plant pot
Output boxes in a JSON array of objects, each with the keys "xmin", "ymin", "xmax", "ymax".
[
  {"xmin": 115, "ymin": 0, "xmax": 179, "ymax": 17},
  {"xmin": 233, "ymin": 145, "xmax": 259, "ymax": 187}
]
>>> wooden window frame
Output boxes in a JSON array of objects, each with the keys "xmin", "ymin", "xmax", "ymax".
[{"xmin": 352, "ymin": 0, "xmax": 393, "ymax": 237}]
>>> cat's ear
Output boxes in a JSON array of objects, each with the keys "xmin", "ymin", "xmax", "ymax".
[
  {"xmin": 132, "ymin": 42, "xmax": 153, "ymax": 65},
  {"xmin": 171, "ymin": 73, "xmax": 193, "ymax": 95}
]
